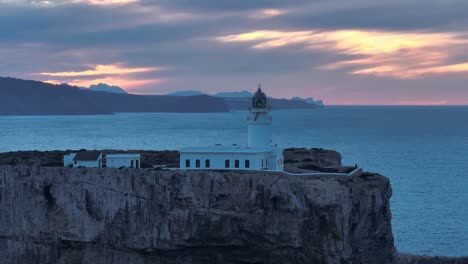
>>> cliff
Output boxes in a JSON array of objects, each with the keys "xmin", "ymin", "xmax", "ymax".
[{"xmin": 0, "ymin": 166, "xmax": 395, "ymax": 264}]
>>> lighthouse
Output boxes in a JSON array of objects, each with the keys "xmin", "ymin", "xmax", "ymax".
[
  {"xmin": 248, "ymin": 85, "xmax": 272, "ymax": 148},
  {"xmin": 179, "ymin": 84, "xmax": 283, "ymax": 171}
]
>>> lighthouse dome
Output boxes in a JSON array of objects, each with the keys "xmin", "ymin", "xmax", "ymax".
[
  {"xmin": 252, "ymin": 86, "xmax": 268, "ymax": 109},
  {"xmin": 253, "ymin": 88, "xmax": 267, "ymax": 100}
]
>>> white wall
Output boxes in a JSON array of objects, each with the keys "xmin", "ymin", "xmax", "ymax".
[
  {"xmin": 248, "ymin": 124, "xmax": 272, "ymax": 148},
  {"xmin": 107, "ymin": 157, "xmax": 140, "ymax": 168},
  {"xmin": 63, "ymin": 153, "xmax": 76, "ymax": 167},
  {"xmin": 74, "ymin": 160, "xmax": 101, "ymax": 168},
  {"xmin": 180, "ymin": 152, "xmax": 271, "ymax": 170},
  {"xmin": 267, "ymin": 147, "xmax": 284, "ymax": 171},
  {"xmin": 247, "ymin": 109, "xmax": 272, "ymax": 148},
  {"xmin": 64, "ymin": 153, "xmax": 101, "ymax": 168},
  {"xmin": 180, "ymin": 147, "xmax": 284, "ymax": 171}
]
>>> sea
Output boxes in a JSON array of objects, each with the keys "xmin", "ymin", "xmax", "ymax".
[{"xmin": 0, "ymin": 106, "xmax": 467, "ymax": 257}]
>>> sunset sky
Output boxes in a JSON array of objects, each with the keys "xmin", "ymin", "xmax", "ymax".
[{"xmin": 2, "ymin": 0, "xmax": 468, "ymax": 104}]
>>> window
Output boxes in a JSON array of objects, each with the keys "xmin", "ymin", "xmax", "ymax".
[
  {"xmin": 131, "ymin": 160, "xmax": 134, "ymax": 168},
  {"xmin": 196, "ymin": 159, "xmax": 201, "ymax": 168},
  {"xmin": 225, "ymin": 160, "xmax": 230, "ymax": 168},
  {"xmin": 261, "ymin": 159, "xmax": 263, "ymax": 167},
  {"xmin": 235, "ymin": 160, "xmax": 240, "ymax": 168},
  {"xmin": 205, "ymin": 159, "xmax": 210, "ymax": 168},
  {"xmin": 266, "ymin": 159, "xmax": 268, "ymax": 167},
  {"xmin": 185, "ymin": 159, "xmax": 190, "ymax": 168},
  {"xmin": 245, "ymin": 160, "xmax": 250, "ymax": 169}
]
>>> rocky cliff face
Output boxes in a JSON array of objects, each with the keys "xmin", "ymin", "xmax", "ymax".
[{"xmin": 0, "ymin": 166, "xmax": 394, "ymax": 264}]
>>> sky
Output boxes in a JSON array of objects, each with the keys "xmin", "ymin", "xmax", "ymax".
[{"xmin": 2, "ymin": 0, "xmax": 468, "ymax": 105}]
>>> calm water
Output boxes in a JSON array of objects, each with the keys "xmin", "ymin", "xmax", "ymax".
[{"xmin": 0, "ymin": 106, "xmax": 467, "ymax": 256}]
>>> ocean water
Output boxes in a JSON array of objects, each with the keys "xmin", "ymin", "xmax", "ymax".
[{"xmin": 0, "ymin": 106, "xmax": 467, "ymax": 257}]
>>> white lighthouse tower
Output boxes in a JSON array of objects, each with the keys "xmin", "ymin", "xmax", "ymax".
[
  {"xmin": 179, "ymin": 84, "xmax": 283, "ymax": 171},
  {"xmin": 248, "ymin": 85, "xmax": 272, "ymax": 148}
]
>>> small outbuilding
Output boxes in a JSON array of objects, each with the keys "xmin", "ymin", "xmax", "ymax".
[
  {"xmin": 64, "ymin": 151, "xmax": 103, "ymax": 168},
  {"xmin": 106, "ymin": 154, "xmax": 141, "ymax": 168}
]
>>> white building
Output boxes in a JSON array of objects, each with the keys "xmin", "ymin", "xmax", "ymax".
[
  {"xmin": 64, "ymin": 151, "xmax": 103, "ymax": 168},
  {"xmin": 64, "ymin": 152, "xmax": 141, "ymax": 168},
  {"xmin": 106, "ymin": 154, "xmax": 141, "ymax": 168},
  {"xmin": 180, "ymin": 86, "xmax": 283, "ymax": 171}
]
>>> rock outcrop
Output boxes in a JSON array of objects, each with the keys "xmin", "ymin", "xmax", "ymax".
[
  {"xmin": 0, "ymin": 166, "xmax": 394, "ymax": 264},
  {"xmin": 283, "ymin": 148, "xmax": 342, "ymax": 173}
]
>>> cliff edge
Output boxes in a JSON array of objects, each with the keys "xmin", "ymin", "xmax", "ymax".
[{"xmin": 0, "ymin": 166, "xmax": 394, "ymax": 264}]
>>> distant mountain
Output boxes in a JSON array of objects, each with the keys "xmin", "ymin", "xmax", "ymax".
[
  {"xmin": 167, "ymin": 90, "xmax": 253, "ymax": 98},
  {"xmin": 314, "ymin": 100, "xmax": 324, "ymax": 107},
  {"xmin": 292, "ymin": 97, "xmax": 325, "ymax": 107},
  {"xmin": 166, "ymin": 90, "xmax": 324, "ymax": 108},
  {"xmin": 0, "ymin": 77, "xmax": 324, "ymax": 115},
  {"xmin": 166, "ymin": 90, "xmax": 207, "ymax": 96},
  {"xmin": 292, "ymin": 97, "xmax": 314, "ymax": 104},
  {"xmin": 223, "ymin": 97, "xmax": 320, "ymax": 110},
  {"xmin": 0, "ymin": 77, "xmax": 227, "ymax": 115},
  {"xmin": 89, "ymin": 83, "xmax": 127, "ymax": 94},
  {"xmin": 214, "ymin": 91, "xmax": 253, "ymax": 98}
]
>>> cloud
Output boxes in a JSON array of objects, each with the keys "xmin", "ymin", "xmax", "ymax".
[
  {"xmin": 85, "ymin": 0, "xmax": 139, "ymax": 5},
  {"xmin": 216, "ymin": 29, "xmax": 468, "ymax": 79},
  {"xmin": 140, "ymin": 0, "xmax": 305, "ymax": 12},
  {"xmin": 0, "ymin": 0, "xmax": 140, "ymax": 6},
  {"xmin": 36, "ymin": 64, "xmax": 163, "ymax": 77},
  {"xmin": 38, "ymin": 64, "xmax": 166, "ymax": 92},
  {"xmin": 4, "ymin": 0, "xmax": 468, "ymax": 104},
  {"xmin": 44, "ymin": 77, "xmax": 165, "ymax": 90},
  {"xmin": 250, "ymin": 9, "xmax": 288, "ymax": 19}
]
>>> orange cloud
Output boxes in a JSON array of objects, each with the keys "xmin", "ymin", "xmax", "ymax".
[
  {"xmin": 37, "ymin": 64, "xmax": 162, "ymax": 77},
  {"xmin": 216, "ymin": 29, "xmax": 468, "ymax": 79},
  {"xmin": 39, "ymin": 63, "xmax": 167, "ymax": 91},
  {"xmin": 45, "ymin": 77, "xmax": 166, "ymax": 90}
]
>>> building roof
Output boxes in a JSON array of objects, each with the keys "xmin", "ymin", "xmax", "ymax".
[
  {"xmin": 180, "ymin": 146, "xmax": 274, "ymax": 154},
  {"xmin": 106, "ymin": 154, "xmax": 140, "ymax": 158},
  {"xmin": 73, "ymin": 151, "xmax": 102, "ymax": 161}
]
